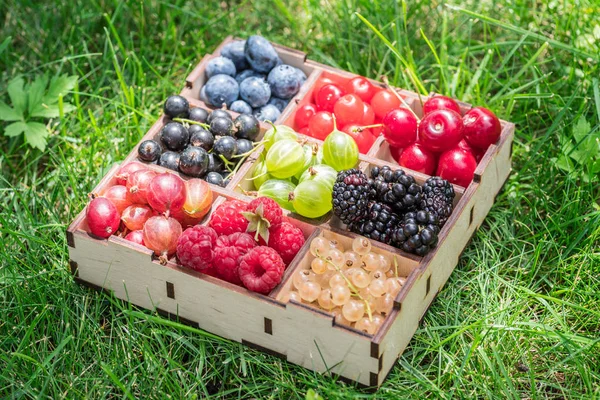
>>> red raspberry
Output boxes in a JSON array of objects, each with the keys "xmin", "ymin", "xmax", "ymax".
[
  {"xmin": 209, "ymin": 200, "xmax": 248, "ymax": 236},
  {"xmin": 238, "ymin": 246, "xmax": 285, "ymax": 294},
  {"xmin": 176, "ymin": 225, "xmax": 218, "ymax": 272},
  {"xmin": 247, "ymin": 197, "xmax": 283, "ymax": 227},
  {"xmin": 268, "ymin": 222, "xmax": 305, "ymax": 265},
  {"xmin": 213, "ymin": 232, "xmax": 257, "ymax": 285}
]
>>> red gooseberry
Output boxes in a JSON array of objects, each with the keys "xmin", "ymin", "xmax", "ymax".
[
  {"xmin": 183, "ymin": 179, "xmax": 213, "ymax": 219},
  {"xmin": 101, "ymin": 185, "xmax": 132, "ymax": 214},
  {"xmin": 126, "ymin": 169, "xmax": 157, "ymax": 205},
  {"xmin": 124, "ymin": 230, "xmax": 145, "ymax": 246},
  {"xmin": 86, "ymin": 197, "xmax": 120, "ymax": 238},
  {"xmin": 143, "ymin": 216, "xmax": 182, "ymax": 263},
  {"xmin": 115, "ymin": 162, "xmax": 147, "ymax": 186},
  {"xmin": 121, "ymin": 205, "xmax": 156, "ymax": 231},
  {"xmin": 146, "ymin": 173, "xmax": 187, "ymax": 215}
]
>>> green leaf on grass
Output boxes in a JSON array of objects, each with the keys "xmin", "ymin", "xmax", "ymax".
[
  {"xmin": 31, "ymin": 102, "xmax": 76, "ymax": 118},
  {"xmin": 44, "ymin": 74, "xmax": 78, "ymax": 103},
  {"xmin": 4, "ymin": 121, "xmax": 28, "ymax": 137},
  {"xmin": 572, "ymin": 117, "xmax": 591, "ymax": 143},
  {"xmin": 0, "ymin": 100, "xmax": 22, "ymax": 121},
  {"xmin": 27, "ymin": 74, "xmax": 49, "ymax": 115},
  {"xmin": 555, "ymin": 155, "xmax": 575, "ymax": 173},
  {"xmin": 305, "ymin": 389, "xmax": 324, "ymax": 400},
  {"xmin": 23, "ymin": 122, "xmax": 49, "ymax": 151},
  {"xmin": 7, "ymin": 77, "xmax": 27, "ymax": 114}
]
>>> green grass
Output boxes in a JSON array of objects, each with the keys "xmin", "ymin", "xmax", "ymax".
[{"xmin": 1, "ymin": 0, "xmax": 599, "ymax": 398}]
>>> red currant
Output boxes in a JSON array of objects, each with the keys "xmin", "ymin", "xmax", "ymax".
[
  {"xmin": 308, "ymin": 111, "xmax": 334, "ymax": 140},
  {"xmin": 418, "ymin": 109, "xmax": 464, "ymax": 152},
  {"xmin": 344, "ymin": 77, "xmax": 377, "ymax": 103},
  {"xmin": 294, "ymin": 103, "xmax": 317, "ymax": 129},
  {"xmin": 333, "ymin": 94, "xmax": 364, "ymax": 126},
  {"xmin": 312, "ymin": 76, "xmax": 336, "ymax": 101},
  {"xmin": 315, "ymin": 84, "xmax": 344, "ymax": 112},
  {"xmin": 437, "ymin": 148, "xmax": 477, "ymax": 187},
  {"xmin": 341, "ymin": 124, "xmax": 375, "ymax": 154},
  {"xmin": 422, "ymin": 95, "xmax": 461, "ymax": 115},
  {"xmin": 398, "ymin": 144, "xmax": 437, "ymax": 175},
  {"xmin": 298, "ymin": 126, "xmax": 310, "ymax": 136},
  {"xmin": 361, "ymin": 103, "xmax": 375, "ymax": 125},
  {"xmin": 382, "ymin": 108, "xmax": 418, "ymax": 148},
  {"xmin": 371, "ymin": 90, "xmax": 401, "ymax": 119},
  {"xmin": 463, "ymin": 107, "xmax": 501, "ymax": 150}
]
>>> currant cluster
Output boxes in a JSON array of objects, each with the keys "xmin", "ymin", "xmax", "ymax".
[
  {"xmin": 200, "ymin": 35, "xmax": 307, "ymax": 122},
  {"xmin": 381, "ymin": 95, "xmax": 501, "ymax": 187},
  {"xmin": 245, "ymin": 123, "xmax": 359, "ymax": 219},
  {"xmin": 176, "ymin": 197, "xmax": 305, "ymax": 294},
  {"xmin": 282, "ymin": 236, "xmax": 405, "ymax": 335},
  {"xmin": 86, "ymin": 162, "xmax": 213, "ymax": 264},
  {"xmin": 332, "ymin": 167, "xmax": 455, "ymax": 256},
  {"xmin": 293, "ymin": 76, "xmax": 396, "ymax": 154},
  {"xmin": 137, "ymin": 95, "xmax": 260, "ymax": 187}
]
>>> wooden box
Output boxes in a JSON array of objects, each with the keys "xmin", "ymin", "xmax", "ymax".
[{"xmin": 66, "ymin": 36, "xmax": 514, "ymax": 388}]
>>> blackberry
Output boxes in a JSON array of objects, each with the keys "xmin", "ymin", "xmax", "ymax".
[
  {"xmin": 369, "ymin": 166, "xmax": 422, "ymax": 212},
  {"xmin": 392, "ymin": 211, "xmax": 440, "ymax": 256},
  {"xmin": 420, "ymin": 177, "xmax": 455, "ymax": 226},
  {"xmin": 348, "ymin": 202, "xmax": 400, "ymax": 245},
  {"xmin": 332, "ymin": 169, "xmax": 370, "ymax": 224}
]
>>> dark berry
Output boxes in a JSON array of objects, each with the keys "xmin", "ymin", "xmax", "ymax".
[
  {"xmin": 159, "ymin": 151, "xmax": 180, "ymax": 171},
  {"xmin": 179, "ymin": 146, "xmax": 209, "ymax": 177},
  {"xmin": 420, "ymin": 177, "xmax": 455, "ymax": 226},
  {"xmin": 235, "ymin": 139, "xmax": 253, "ymax": 157},
  {"xmin": 213, "ymin": 136, "xmax": 237, "ymax": 160},
  {"xmin": 370, "ymin": 166, "xmax": 422, "ymax": 212},
  {"xmin": 160, "ymin": 122, "xmax": 189, "ymax": 151},
  {"xmin": 392, "ymin": 211, "xmax": 440, "ymax": 256},
  {"xmin": 332, "ymin": 169, "xmax": 370, "ymax": 224},
  {"xmin": 210, "ymin": 116, "xmax": 235, "ymax": 136},
  {"xmin": 234, "ymin": 113, "xmax": 260, "ymax": 140},
  {"xmin": 206, "ymin": 153, "xmax": 224, "ymax": 173},
  {"xmin": 207, "ymin": 109, "xmax": 232, "ymax": 124},
  {"xmin": 163, "ymin": 95, "xmax": 189, "ymax": 118},
  {"xmin": 189, "ymin": 125, "xmax": 214, "ymax": 150},
  {"xmin": 206, "ymin": 171, "xmax": 225, "ymax": 187},
  {"xmin": 188, "ymin": 107, "xmax": 209, "ymax": 123},
  {"xmin": 138, "ymin": 140, "xmax": 161, "ymax": 162},
  {"xmin": 348, "ymin": 202, "xmax": 400, "ymax": 245}
]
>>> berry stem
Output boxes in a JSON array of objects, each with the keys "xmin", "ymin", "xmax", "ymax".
[
  {"xmin": 351, "ymin": 123, "xmax": 384, "ymax": 133},
  {"xmin": 380, "ymin": 76, "xmax": 421, "ymax": 122},
  {"xmin": 172, "ymin": 118, "xmax": 210, "ymax": 130},
  {"xmin": 393, "ymin": 255, "xmax": 399, "ymax": 278},
  {"xmin": 316, "ymin": 250, "xmax": 373, "ymax": 322}
]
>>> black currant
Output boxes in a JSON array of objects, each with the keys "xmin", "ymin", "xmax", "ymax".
[
  {"xmin": 213, "ymin": 136, "xmax": 237, "ymax": 160},
  {"xmin": 189, "ymin": 125, "xmax": 214, "ymax": 150},
  {"xmin": 205, "ymin": 171, "xmax": 225, "ymax": 187},
  {"xmin": 210, "ymin": 117, "xmax": 235, "ymax": 136},
  {"xmin": 235, "ymin": 139, "xmax": 253, "ymax": 157},
  {"xmin": 206, "ymin": 153, "xmax": 224, "ymax": 173},
  {"xmin": 188, "ymin": 107, "xmax": 209, "ymax": 123},
  {"xmin": 160, "ymin": 122, "xmax": 189, "ymax": 151},
  {"xmin": 138, "ymin": 140, "xmax": 161, "ymax": 162},
  {"xmin": 207, "ymin": 109, "xmax": 232, "ymax": 124},
  {"xmin": 234, "ymin": 113, "xmax": 260, "ymax": 140},
  {"xmin": 179, "ymin": 146, "xmax": 209, "ymax": 177},
  {"xmin": 159, "ymin": 151, "xmax": 180, "ymax": 171},
  {"xmin": 163, "ymin": 95, "xmax": 189, "ymax": 118}
]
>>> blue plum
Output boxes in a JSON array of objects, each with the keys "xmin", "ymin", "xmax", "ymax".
[
  {"xmin": 267, "ymin": 64, "xmax": 303, "ymax": 99},
  {"xmin": 220, "ymin": 40, "xmax": 249, "ymax": 71},
  {"xmin": 244, "ymin": 35, "xmax": 281, "ymax": 73},
  {"xmin": 240, "ymin": 77, "xmax": 271, "ymax": 108},
  {"xmin": 206, "ymin": 56, "xmax": 236, "ymax": 79},
  {"xmin": 253, "ymin": 104, "xmax": 281, "ymax": 122},
  {"xmin": 230, "ymin": 100, "xmax": 253, "ymax": 114},
  {"xmin": 204, "ymin": 74, "xmax": 239, "ymax": 107}
]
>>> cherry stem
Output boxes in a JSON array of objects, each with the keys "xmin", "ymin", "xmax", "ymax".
[
  {"xmin": 393, "ymin": 256, "xmax": 399, "ymax": 278},
  {"xmin": 172, "ymin": 118, "xmax": 210, "ymax": 130},
  {"xmin": 351, "ymin": 123, "xmax": 384, "ymax": 133},
  {"xmin": 380, "ymin": 76, "xmax": 421, "ymax": 122},
  {"xmin": 316, "ymin": 250, "xmax": 373, "ymax": 322}
]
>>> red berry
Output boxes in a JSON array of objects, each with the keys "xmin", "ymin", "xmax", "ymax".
[
  {"xmin": 144, "ymin": 216, "xmax": 182, "ymax": 261},
  {"xmin": 333, "ymin": 94, "xmax": 364, "ymax": 126},
  {"xmin": 418, "ymin": 109, "xmax": 464, "ymax": 153},
  {"xmin": 247, "ymin": 197, "xmax": 283, "ymax": 227},
  {"xmin": 209, "ymin": 200, "xmax": 248, "ymax": 236},
  {"xmin": 115, "ymin": 162, "xmax": 146, "ymax": 186},
  {"xmin": 298, "ymin": 126, "xmax": 310, "ymax": 136},
  {"xmin": 126, "ymin": 169, "xmax": 157, "ymax": 205},
  {"xmin": 315, "ymin": 84, "xmax": 344, "ymax": 112},
  {"xmin": 183, "ymin": 179, "xmax": 213, "ymax": 219},
  {"xmin": 308, "ymin": 111, "xmax": 334, "ymax": 140},
  {"xmin": 268, "ymin": 222, "xmax": 305, "ymax": 265},
  {"xmin": 121, "ymin": 204, "xmax": 156, "ymax": 231},
  {"xmin": 101, "ymin": 185, "xmax": 132, "ymax": 214},
  {"xmin": 361, "ymin": 102, "xmax": 375, "ymax": 126},
  {"xmin": 398, "ymin": 144, "xmax": 437, "ymax": 175},
  {"xmin": 147, "ymin": 173, "xmax": 187, "ymax": 215},
  {"xmin": 344, "ymin": 77, "xmax": 377, "ymax": 103},
  {"xmin": 238, "ymin": 246, "xmax": 285, "ymax": 294},
  {"xmin": 176, "ymin": 225, "xmax": 218, "ymax": 271},
  {"xmin": 423, "ymin": 95, "xmax": 461, "ymax": 115},
  {"xmin": 86, "ymin": 197, "xmax": 120, "ymax": 238},
  {"xmin": 457, "ymin": 139, "xmax": 485, "ymax": 162},
  {"xmin": 341, "ymin": 124, "xmax": 375, "ymax": 154},
  {"xmin": 213, "ymin": 232, "xmax": 257, "ymax": 285},
  {"xmin": 389, "ymin": 145, "xmax": 403, "ymax": 161},
  {"xmin": 463, "ymin": 107, "xmax": 501, "ymax": 150},
  {"xmin": 124, "ymin": 230, "xmax": 144, "ymax": 246},
  {"xmin": 437, "ymin": 148, "xmax": 477, "ymax": 187},
  {"xmin": 371, "ymin": 90, "xmax": 401, "ymax": 119},
  {"xmin": 294, "ymin": 103, "xmax": 317, "ymax": 129},
  {"xmin": 383, "ymin": 108, "xmax": 418, "ymax": 148},
  {"xmin": 312, "ymin": 77, "xmax": 336, "ymax": 101}
]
